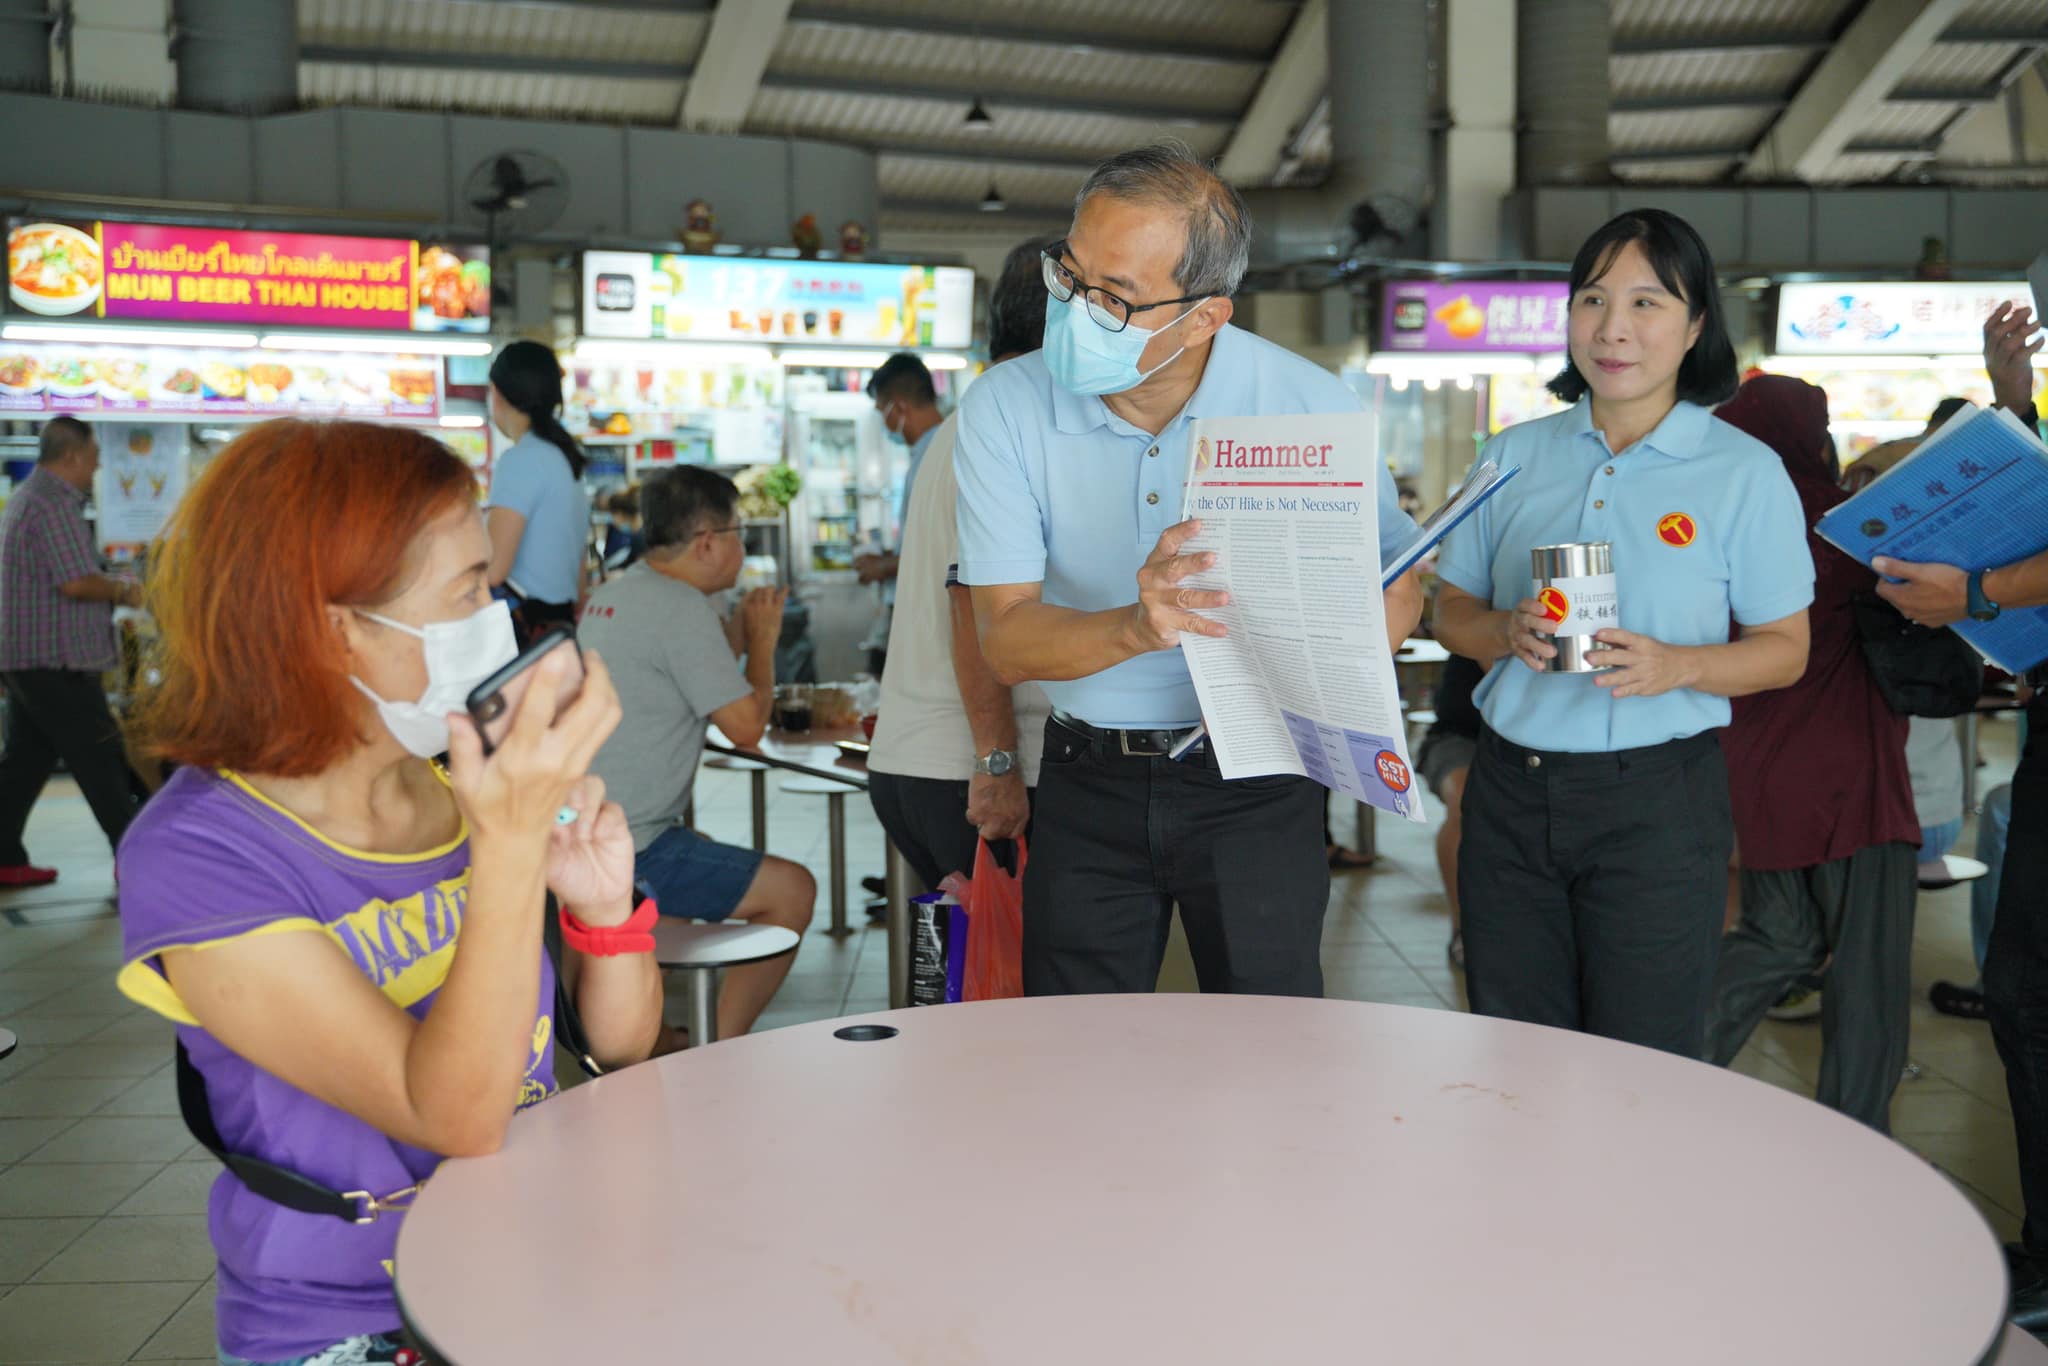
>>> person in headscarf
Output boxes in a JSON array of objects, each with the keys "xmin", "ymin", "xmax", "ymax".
[{"xmin": 1700, "ymin": 374, "xmax": 1920, "ymax": 1131}]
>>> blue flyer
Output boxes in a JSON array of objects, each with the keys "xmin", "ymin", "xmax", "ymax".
[{"xmin": 1817, "ymin": 405, "xmax": 2048, "ymax": 675}]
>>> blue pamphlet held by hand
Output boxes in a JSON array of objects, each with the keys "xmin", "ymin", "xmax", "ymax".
[{"xmin": 1817, "ymin": 404, "xmax": 2048, "ymax": 675}]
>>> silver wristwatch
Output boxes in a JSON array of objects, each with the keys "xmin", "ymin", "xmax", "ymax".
[{"xmin": 973, "ymin": 748, "xmax": 1018, "ymax": 777}]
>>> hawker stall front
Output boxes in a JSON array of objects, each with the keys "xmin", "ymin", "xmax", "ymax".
[
  {"xmin": 1363, "ymin": 277, "xmax": 1569, "ymax": 506},
  {"xmin": 570, "ymin": 248, "xmax": 975, "ymax": 678},
  {"xmin": 5, "ymin": 217, "xmax": 495, "ymax": 741},
  {"xmin": 1764, "ymin": 279, "xmax": 2039, "ymax": 462},
  {"xmin": 5, "ymin": 217, "xmax": 495, "ymax": 559}
]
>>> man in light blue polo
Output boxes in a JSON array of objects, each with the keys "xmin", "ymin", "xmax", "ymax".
[{"xmin": 955, "ymin": 144, "xmax": 1423, "ymax": 997}]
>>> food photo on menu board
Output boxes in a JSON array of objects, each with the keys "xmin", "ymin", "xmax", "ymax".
[
  {"xmin": 8, "ymin": 220, "xmax": 490, "ymax": 333},
  {"xmin": 0, "ymin": 342, "xmax": 441, "ymax": 420}
]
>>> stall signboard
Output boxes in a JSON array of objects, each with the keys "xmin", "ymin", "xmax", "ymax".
[
  {"xmin": 1774, "ymin": 281, "xmax": 2029, "ymax": 356},
  {"xmin": 7, "ymin": 220, "xmax": 490, "ymax": 332},
  {"xmin": 1380, "ymin": 281, "xmax": 1570, "ymax": 353},
  {"xmin": 0, "ymin": 341, "xmax": 441, "ymax": 419},
  {"xmin": 582, "ymin": 252, "xmax": 975, "ymax": 348}
]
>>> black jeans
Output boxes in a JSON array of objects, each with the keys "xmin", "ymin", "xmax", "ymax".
[
  {"xmin": 0, "ymin": 669, "xmax": 139, "ymax": 862},
  {"xmin": 1459, "ymin": 727, "xmax": 1733, "ymax": 1056},
  {"xmin": 1024, "ymin": 716, "xmax": 1329, "ymax": 997},
  {"xmin": 1986, "ymin": 693, "xmax": 2048, "ymax": 1252},
  {"xmin": 867, "ymin": 771, "xmax": 1035, "ymax": 893},
  {"xmin": 1702, "ymin": 841, "xmax": 1918, "ymax": 1132}
]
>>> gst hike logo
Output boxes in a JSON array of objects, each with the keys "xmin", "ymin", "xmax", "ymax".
[
  {"xmin": 1374, "ymin": 750, "xmax": 1412, "ymax": 794},
  {"xmin": 1656, "ymin": 511, "xmax": 1697, "ymax": 547},
  {"xmin": 1536, "ymin": 586, "xmax": 1570, "ymax": 623}
]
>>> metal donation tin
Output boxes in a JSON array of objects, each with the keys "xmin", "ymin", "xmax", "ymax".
[{"xmin": 1530, "ymin": 541, "xmax": 1618, "ymax": 673}]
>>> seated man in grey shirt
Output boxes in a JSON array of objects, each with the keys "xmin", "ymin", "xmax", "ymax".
[{"xmin": 581, "ymin": 467, "xmax": 814, "ymax": 1043}]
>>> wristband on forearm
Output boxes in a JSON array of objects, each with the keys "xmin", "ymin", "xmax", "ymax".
[{"xmin": 559, "ymin": 896, "xmax": 658, "ymax": 956}]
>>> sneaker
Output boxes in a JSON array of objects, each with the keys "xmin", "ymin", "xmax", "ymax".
[
  {"xmin": 0, "ymin": 864, "xmax": 58, "ymax": 888},
  {"xmin": 1447, "ymin": 931, "xmax": 1465, "ymax": 971},
  {"xmin": 1766, "ymin": 978, "xmax": 1824, "ymax": 1021}
]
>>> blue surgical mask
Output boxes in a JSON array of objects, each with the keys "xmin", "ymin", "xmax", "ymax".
[
  {"xmin": 1041, "ymin": 293, "xmax": 1204, "ymax": 397},
  {"xmin": 880, "ymin": 401, "xmax": 907, "ymax": 445}
]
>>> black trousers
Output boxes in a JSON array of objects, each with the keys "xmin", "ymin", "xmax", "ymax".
[
  {"xmin": 1702, "ymin": 841, "xmax": 1918, "ymax": 1132},
  {"xmin": 1458, "ymin": 726, "xmax": 1733, "ymax": 1056},
  {"xmin": 867, "ymin": 770, "xmax": 1035, "ymax": 893},
  {"xmin": 0, "ymin": 669, "xmax": 139, "ymax": 862},
  {"xmin": 1986, "ymin": 693, "xmax": 2048, "ymax": 1252},
  {"xmin": 1024, "ymin": 715, "xmax": 1329, "ymax": 997}
]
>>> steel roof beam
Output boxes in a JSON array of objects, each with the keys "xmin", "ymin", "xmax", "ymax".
[
  {"xmin": 300, "ymin": 44, "xmax": 687, "ymax": 82},
  {"xmin": 679, "ymin": 0, "xmax": 793, "ymax": 133},
  {"xmin": 1741, "ymin": 0, "xmax": 1967, "ymax": 180}
]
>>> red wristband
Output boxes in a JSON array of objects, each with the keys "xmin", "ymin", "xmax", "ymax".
[{"xmin": 559, "ymin": 896, "xmax": 658, "ymax": 957}]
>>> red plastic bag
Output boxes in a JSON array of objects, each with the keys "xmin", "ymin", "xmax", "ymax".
[{"xmin": 937, "ymin": 838, "xmax": 1027, "ymax": 1001}]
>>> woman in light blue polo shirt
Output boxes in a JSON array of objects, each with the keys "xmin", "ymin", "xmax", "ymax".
[
  {"xmin": 486, "ymin": 341, "xmax": 592, "ymax": 642},
  {"xmin": 1433, "ymin": 209, "xmax": 1813, "ymax": 1057}
]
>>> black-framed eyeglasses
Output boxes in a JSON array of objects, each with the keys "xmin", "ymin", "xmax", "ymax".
[
  {"xmin": 695, "ymin": 523, "xmax": 743, "ymax": 541},
  {"xmin": 1041, "ymin": 241, "xmax": 1210, "ymax": 334}
]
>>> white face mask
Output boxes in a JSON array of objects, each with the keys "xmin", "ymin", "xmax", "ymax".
[{"xmin": 350, "ymin": 600, "xmax": 518, "ymax": 758}]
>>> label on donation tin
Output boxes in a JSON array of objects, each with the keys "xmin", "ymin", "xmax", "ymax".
[{"xmin": 1533, "ymin": 572, "xmax": 1619, "ymax": 636}]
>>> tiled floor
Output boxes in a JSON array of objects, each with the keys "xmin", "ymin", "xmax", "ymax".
[{"xmin": 0, "ymin": 716, "xmax": 2027, "ymax": 1363}]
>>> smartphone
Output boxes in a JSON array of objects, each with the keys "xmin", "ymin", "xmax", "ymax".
[{"xmin": 465, "ymin": 628, "xmax": 585, "ymax": 755}]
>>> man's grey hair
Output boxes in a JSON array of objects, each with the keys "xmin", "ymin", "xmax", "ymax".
[{"xmin": 1072, "ymin": 142, "xmax": 1252, "ymax": 299}]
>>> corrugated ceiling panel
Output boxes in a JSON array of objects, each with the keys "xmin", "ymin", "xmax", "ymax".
[
  {"xmin": 772, "ymin": 23, "xmax": 1260, "ymax": 108},
  {"xmin": 1956, "ymin": 0, "xmax": 2048, "ymax": 26},
  {"xmin": 299, "ymin": 0, "xmax": 708, "ymax": 62},
  {"xmin": 880, "ymin": 156, "xmax": 1085, "ymax": 206},
  {"xmin": 787, "ymin": 0, "xmax": 1288, "ymax": 54},
  {"xmin": 1610, "ymin": 107, "xmax": 1776, "ymax": 152},
  {"xmin": 300, "ymin": 62, "xmax": 682, "ymax": 122},
  {"xmin": 748, "ymin": 88, "xmax": 1225, "ymax": 161},
  {"xmin": 1612, "ymin": 0, "xmax": 1853, "ymax": 38},
  {"xmin": 1813, "ymin": 152, "xmax": 1914, "ymax": 183},
  {"xmin": 1610, "ymin": 49, "xmax": 1811, "ymax": 99},
  {"xmin": 1904, "ymin": 43, "xmax": 2031, "ymax": 87},
  {"xmin": 1856, "ymin": 100, "xmax": 1973, "ymax": 143},
  {"xmin": 1612, "ymin": 159, "xmax": 1738, "ymax": 184}
]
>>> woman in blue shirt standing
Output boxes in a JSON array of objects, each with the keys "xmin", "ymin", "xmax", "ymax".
[
  {"xmin": 486, "ymin": 341, "xmax": 592, "ymax": 642},
  {"xmin": 1432, "ymin": 209, "xmax": 1813, "ymax": 1056}
]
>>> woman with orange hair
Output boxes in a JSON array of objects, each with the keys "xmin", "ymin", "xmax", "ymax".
[{"xmin": 113, "ymin": 420, "xmax": 662, "ymax": 1365}]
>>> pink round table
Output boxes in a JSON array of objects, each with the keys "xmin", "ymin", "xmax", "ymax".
[{"xmin": 395, "ymin": 995, "xmax": 2007, "ymax": 1364}]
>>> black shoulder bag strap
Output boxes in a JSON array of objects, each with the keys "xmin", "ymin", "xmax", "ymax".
[{"xmin": 175, "ymin": 943, "xmax": 604, "ymax": 1224}]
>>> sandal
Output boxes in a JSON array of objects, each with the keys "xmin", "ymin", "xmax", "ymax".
[{"xmin": 1930, "ymin": 980, "xmax": 1989, "ymax": 1020}]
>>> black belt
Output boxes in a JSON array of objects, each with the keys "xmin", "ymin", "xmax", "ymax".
[
  {"xmin": 1050, "ymin": 710, "xmax": 1205, "ymax": 759},
  {"xmin": 1479, "ymin": 725, "xmax": 1718, "ymax": 777}
]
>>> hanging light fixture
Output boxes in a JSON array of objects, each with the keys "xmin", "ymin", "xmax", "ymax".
[
  {"xmin": 980, "ymin": 181, "xmax": 1007, "ymax": 213},
  {"xmin": 963, "ymin": 96, "xmax": 993, "ymax": 131}
]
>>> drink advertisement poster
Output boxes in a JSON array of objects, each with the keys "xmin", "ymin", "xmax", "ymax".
[{"xmin": 582, "ymin": 252, "xmax": 973, "ymax": 348}]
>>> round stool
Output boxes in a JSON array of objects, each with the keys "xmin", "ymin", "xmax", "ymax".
[
  {"xmin": 703, "ymin": 755, "xmax": 770, "ymax": 852},
  {"xmin": 651, "ymin": 920, "xmax": 800, "ymax": 1045},
  {"xmin": 781, "ymin": 775, "xmax": 859, "ymax": 939}
]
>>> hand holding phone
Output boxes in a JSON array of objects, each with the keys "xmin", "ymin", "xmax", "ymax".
[{"xmin": 465, "ymin": 629, "xmax": 587, "ymax": 755}]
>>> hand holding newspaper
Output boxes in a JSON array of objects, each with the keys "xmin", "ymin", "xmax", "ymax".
[
  {"xmin": 1816, "ymin": 401, "xmax": 2048, "ymax": 675},
  {"xmin": 1171, "ymin": 413, "xmax": 1425, "ymax": 820}
]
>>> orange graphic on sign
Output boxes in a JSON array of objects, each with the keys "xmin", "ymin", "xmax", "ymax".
[
  {"xmin": 1537, "ymin": 586, "xmax": 1570, "ymax": 622},
  {"xmin": 1657, "ymin": 512, "xmax": 1697, "ymax": 547},
  {"xmin": 1375, "ymin": 750, "xmax": 1413, "ymax": 794}
]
